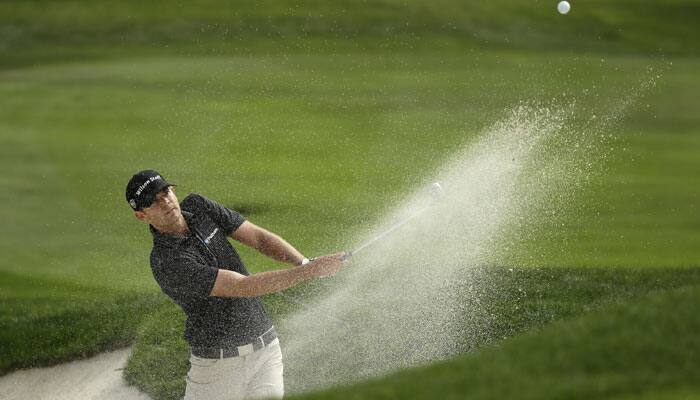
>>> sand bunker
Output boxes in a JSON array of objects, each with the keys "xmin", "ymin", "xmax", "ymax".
[{"xmin": 0, "ymin": 347, "xmax": 150, "ymax": 400}]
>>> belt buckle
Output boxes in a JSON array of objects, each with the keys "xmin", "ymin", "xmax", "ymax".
[{"xmin": 237, "ymin": 343, "xmax": 254, "ymax": 357}]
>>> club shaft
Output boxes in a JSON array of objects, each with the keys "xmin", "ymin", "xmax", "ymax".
[
  {"xmin": 348, "ymin": 204, "xmax": 430, "ymax": 257},
  {"xmin": 342, "ymin": 182, "xmax": 444, "ymax": 260}
]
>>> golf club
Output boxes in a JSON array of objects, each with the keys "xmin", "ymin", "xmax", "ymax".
[
  {"xmin": 283, "ymin": 182, "xmax": 444, "ymax": 326},
  {"xmin": 341, "ymin": 182, "xmax": 445, "ymax": 260}
]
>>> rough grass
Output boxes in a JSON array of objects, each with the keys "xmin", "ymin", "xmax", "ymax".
[
  {"xmin": 123, "ymin": 304, "xmax": 190, "ymax": 400},
  {"xmin": 0, "ymin": 270, "xmax": 164, "ymax": 374}
]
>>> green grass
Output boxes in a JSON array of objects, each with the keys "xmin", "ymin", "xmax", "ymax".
[
  {"xmin": 2, "ymin": 50, "xmax": 699, "ymax": 395},
  {"xmin": 123, "ymin": 304, "xmax": 190, "ymax": 400},
  {"xmin": 2, "ymin": 53, "xmax": 697, "ymax": 273},
  {"xmin": 1, "ymin": 0, "xmax": 699, "ymax": 69},
  {"xmin": 292, "ymin": 282, "xmax": 700, "ymax": 400},
  {"xmin": 1, "ymin": 49, "xmax": 698, "ymax": 398},
  {"xmin": 0, "ymin": 1, "xmax": 699, "ymax": 399},
  {"xmin": 0, "ymin": 270, "xmax": 164, "ymax": 374}
]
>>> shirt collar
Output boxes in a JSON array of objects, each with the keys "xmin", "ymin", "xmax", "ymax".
[{"xmin": 150, "ymin": 210, "xmax": 195, "ymax": 247}]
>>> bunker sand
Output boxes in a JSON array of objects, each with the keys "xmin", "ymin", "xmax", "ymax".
[{"xmin": 0, "ymin": 347, "xmax": 150, "ymax": 400}]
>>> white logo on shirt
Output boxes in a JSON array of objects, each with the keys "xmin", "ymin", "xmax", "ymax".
[{"xmin": 204, "ymin": 228, "xmax": 219, "ymax": 244}]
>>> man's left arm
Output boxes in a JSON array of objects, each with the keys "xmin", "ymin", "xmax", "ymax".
[{"xmin": 231, "ymin": 221, "xmax": 307, "ymax": 266}]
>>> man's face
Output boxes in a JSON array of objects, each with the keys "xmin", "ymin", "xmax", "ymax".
[{"xmin": 134, "ymin": 186, "xmax": 182, "ymax": 227}]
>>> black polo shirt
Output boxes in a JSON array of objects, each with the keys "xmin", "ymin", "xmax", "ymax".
[{"xmin": 149, "ymin": 193, "xmax": 272, "ymax": 348}]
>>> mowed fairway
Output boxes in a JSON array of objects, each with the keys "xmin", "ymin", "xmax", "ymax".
[
  {"xmin": 1, "ymin": 53, "xmax": 697, "ymax": 280},
  {"xmin": 1, "ymin": 2, "xmax": 699, "ymax": 399}
]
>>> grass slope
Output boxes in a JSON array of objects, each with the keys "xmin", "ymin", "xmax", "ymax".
[
  {"xmin": 0, "ymin": 270, "xmax": 164, "ymax": 374},
  {"xmin": 293, "ymin": 283, "xmax": 700, "ymax": 400},
  {"xmin": 127, "ymin": 267, "xmax": 700, "ymax": 399}
]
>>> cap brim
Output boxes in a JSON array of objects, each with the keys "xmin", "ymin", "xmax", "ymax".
[{"xmin": 137, "ymin": 180, "xmax": 174, "ymax": 208}]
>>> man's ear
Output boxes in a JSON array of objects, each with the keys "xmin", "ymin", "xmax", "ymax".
[{"xmin": 134, "ymin": 210, "xmax": 148, "ymax": 223}]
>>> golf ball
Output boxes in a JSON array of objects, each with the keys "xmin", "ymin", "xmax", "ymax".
[{"xmin": 558, "ymin": 1, "xmax": 571, "ymax": 14}]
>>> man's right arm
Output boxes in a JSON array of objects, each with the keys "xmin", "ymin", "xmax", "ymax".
[{"xmin": 210, "ymin": 253, "xmax": 345, "ymax": 298}]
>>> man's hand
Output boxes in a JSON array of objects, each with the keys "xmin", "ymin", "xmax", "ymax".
[{"xmin": 305, "ymin": 252, "xmax": 346, "ymax": 278}]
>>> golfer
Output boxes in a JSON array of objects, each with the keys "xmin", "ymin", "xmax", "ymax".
[{"xmin": 125, "ymin": 170, "xmax": 345, "ymax": 400}]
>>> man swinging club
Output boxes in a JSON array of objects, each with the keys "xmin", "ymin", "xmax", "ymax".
[{"xmin": 126, "ymin": 170, "xmax": 346, "ymax": 400}]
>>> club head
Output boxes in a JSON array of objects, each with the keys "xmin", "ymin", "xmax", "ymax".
[{"xmin": 429, "ymin": 182, "xmax": 445, "ymax": 201}]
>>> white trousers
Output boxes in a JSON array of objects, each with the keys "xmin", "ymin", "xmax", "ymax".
[{"xmin": 184, "ymin": 338, "xmax": 284, "ymax": 400}]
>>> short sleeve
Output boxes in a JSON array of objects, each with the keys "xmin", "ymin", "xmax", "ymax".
[
  {"xmin": 151, "ymin": 253, "xmax": 219, "ymax": 300},
  {"xmin": 183, "ymin": 193, "xmax": 246, "ymax": 235}
]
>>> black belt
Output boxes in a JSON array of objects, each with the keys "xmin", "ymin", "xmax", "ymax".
[{"xmin": 191, "ymin": 327, "xmax": 277, "ymax": 359}]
